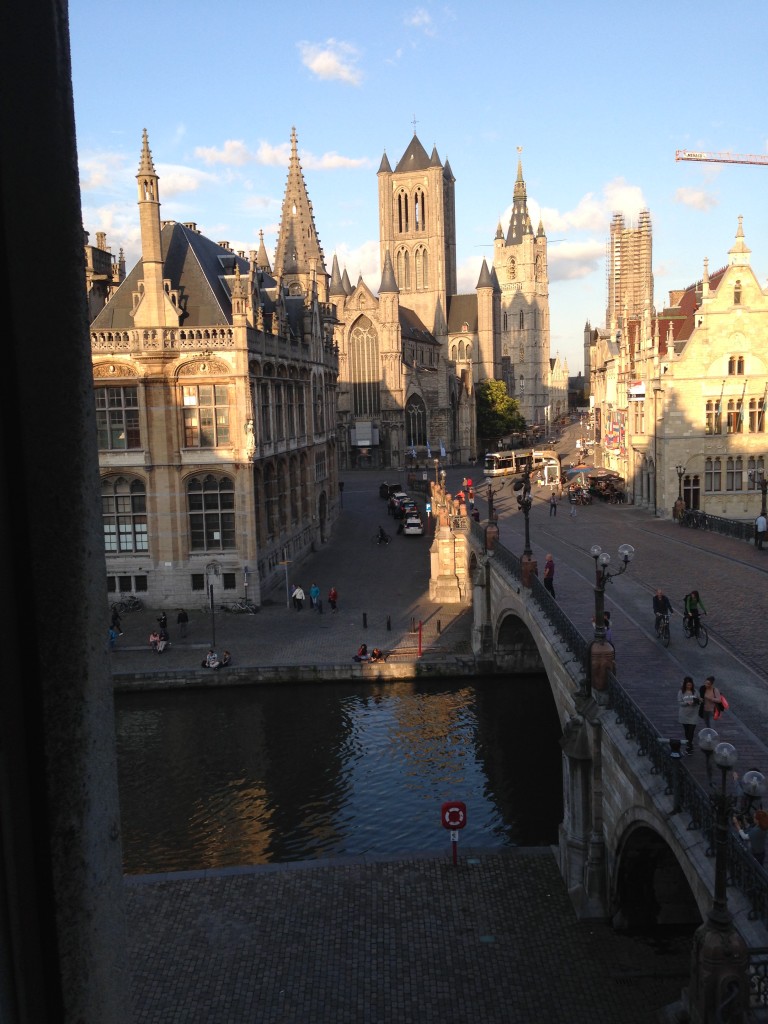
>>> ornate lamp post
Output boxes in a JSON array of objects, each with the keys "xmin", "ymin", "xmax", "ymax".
[
  {"xmin": 587, "ymin": 543, "xmax": 634, "ymax": 695},
  {"xmin": 434, "ymin": 457, "xmax": 440, "ymax": 486},
  {"xmin": 689, "ymin": 731, "xmax": 749, "ymax": 1023},
  {"xmin": 748, "ymin": 467, "xmax": 768, "ymax": 516},
  {"xmin": 675, "ymin": 464, "xmax": 686, "ymax": 500},
  {"xmin": 514, "ymin": 456, "xmax": 537, "ymax": 586},
  {"xmin": 205, "ymin": 561, "xmax": 221, "ymax": 648}
]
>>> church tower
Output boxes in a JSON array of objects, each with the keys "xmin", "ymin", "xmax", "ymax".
[
  {"xmin": 493, "ymin": 153, "xmax": 550, "ymax": 427},
  {"xmin": 273, "ymin": 127, "xmax": 329, "ymax": 302},
  {"xmin": 377, "ymin": 133, "xmax": 456, "ymax": 337}
]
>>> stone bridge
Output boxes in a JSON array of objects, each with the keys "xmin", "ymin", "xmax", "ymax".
[{"xmin": 428, "ymin": 507, "xmax": 768, "ymax": 966}]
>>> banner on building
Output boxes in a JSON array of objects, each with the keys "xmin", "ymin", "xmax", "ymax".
[{"xmin": 628, "ymin": 381, "xmax": 646, "ymax": 402}]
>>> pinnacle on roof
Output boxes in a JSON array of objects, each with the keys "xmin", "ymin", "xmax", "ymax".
[
  {"xmin": 378, "ymin": 151, "xmax": 392, "ymax": 174},
  {"xmin": 728, "ymin": 214, "xmax": 751, "ymax": 266},
  {"xmin": 379, "ymin": 250, "xmax": 399, "ymax": 293},
  {"xmin": 138, "ymin": 128, "xmax": 156, "ymax": 175},
  {"xmin": 329, "ymin": 254, "xmax": 346, "ymax": 296},
  {"xmin": 256, "ymin": 229, "xmax": 271, "ymax": 273},
  {"xmin": 341, "ymin": 268, "xmax": 353, "ymax": 295},
  {"xmin": 429, "ymin": 145, "xmax": 441, "ymax": 166},
  {"xmin": 273, "ymin": 127, "xmax": 326, "ymax": 279},
  {"xmin": 476, "ymin": 258, "xmax": 493, "ymax": 289}
]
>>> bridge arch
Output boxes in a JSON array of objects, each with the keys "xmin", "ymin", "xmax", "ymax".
[
  {"xmin": 612, "ymin": 816, "xmax": 702, "ymax": 931},
  {"xmin": 495, "ymin": 610, "xmax": 546, "ymax": 674}
]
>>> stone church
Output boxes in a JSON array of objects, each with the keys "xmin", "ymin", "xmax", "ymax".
[{"xmin": 323, "ymin": 133, "xmax": 552, "ymax": 469}]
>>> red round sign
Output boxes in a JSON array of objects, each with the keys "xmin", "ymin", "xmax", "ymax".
[{"xmin": 441, "ymin": 801, "xmax": 467, "ymax": 830}]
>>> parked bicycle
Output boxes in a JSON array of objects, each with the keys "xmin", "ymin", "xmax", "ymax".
[
  {"xmin": 683, "ymin": 614, "xmax": 709, "ymax": 648},
  {"xmin": 679, "ymin": 509, "xmax": 708, "ymax": 529},
  {"xmin": 110, "ymin": 595, "xmax": 143, "ymax": 613},
  {"xmin": 655, "ymin": 612, "xmax": 671, "ymax": 647},
  {"xmin": 225, "ymin": 600, "xmax": 258, "ymax": 614}
]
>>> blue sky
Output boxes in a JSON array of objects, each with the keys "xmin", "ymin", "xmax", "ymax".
[{"xmin": 70, "ymin": 0, "xmax": 767, "ymax": 374}]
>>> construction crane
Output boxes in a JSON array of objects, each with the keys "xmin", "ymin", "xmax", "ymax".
[{"xmin": 676, "ymin": 149, "xmax": 768, "ymax": 166}]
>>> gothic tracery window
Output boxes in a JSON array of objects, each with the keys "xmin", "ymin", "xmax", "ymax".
[{"xmin": 349, "ymin": 316, "xmax": 380, "ymax": 416}]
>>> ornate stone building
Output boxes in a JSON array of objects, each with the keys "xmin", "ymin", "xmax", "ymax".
[
  {"xmin": 330, "ymin": 134, "xmax": 554, "ymax": 469},
  {"xmin": 588, "ymin": 217, "xmax": 768, "ymax": 519},
  {"xmin": 89, "ymin": 130, "xmax": 339, "ymax": 608}
]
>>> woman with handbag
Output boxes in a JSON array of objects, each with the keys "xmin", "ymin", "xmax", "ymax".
[
  {"xmin": 699, "ymin": 675, "xmax": 722, "ymax": 728},
  {"xmin": 678, "ymin": 676, "xmax": 701, "ymax": 754}
]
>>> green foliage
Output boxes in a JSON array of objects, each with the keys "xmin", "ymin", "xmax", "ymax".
[{"xmin": 476, "ymin": 379, "xmax": 525, "ymax": 445}]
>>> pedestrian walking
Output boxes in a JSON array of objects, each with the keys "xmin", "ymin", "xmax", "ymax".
[
  {"xmin": 110, "ymin": 606, "xmax": 123, "ymax": 635},
  {"xmin": 157, "ymin": 611, "xmax": 168, "ymax": 631},
  {"xmin": 549, "ymin": 493, "xmax": 557, "ymax": 517},
  {"xmin": 328, "ymin": 585, "xmax": 338, "ymax": 612},
  {"xmin": 735, "ymin": 809, "xmax": 768, "ymax": 865},
  {"xmin": 677, "ymin": 676, "xmax": 701, "ymax": 754},
  {"xmin": 309, "ymin": 583, "xmax": 320, "ymax": 610},
  {"xmin": 699, "ymin": 675, "xmax": 722, "ymax": 728},
  {"xmin": 293, "ymin": 584, "xmax": 305, "ymax": 611},
  {"xmin": 108, "ymin": 625, "xmax": 119, "ymax": 650},
  {"xmin": 569, "ymin": 502, "xmax": 577, "ymax": 519},
  {"xmin": 543, "ymin": 553, "xmax": 556, "ymax": 598},
  {"xmin": 755, "ymin": 512, "xmax": 767, "ymax": 549},
  {"xmin": 177, "ymin": 608, "xmax": 189, "ymax": 637}
]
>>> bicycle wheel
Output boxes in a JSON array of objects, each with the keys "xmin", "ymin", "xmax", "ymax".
[
  {"xmin": 662, "ymin": 621, "xmax": 671, "ymax": 648},
  {"xmin": 683, "ymin": 619, "xmax": 692, "ymax": 639},
  {"xmin": 696, "ymin": 624, "xmax": 709, "ymax": 648}
]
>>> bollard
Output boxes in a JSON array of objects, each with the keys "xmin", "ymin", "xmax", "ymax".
[
  {"xmin": 387, "ymin": 615, "xmax": 391, "ymax": 631},
  {"xmin": 410, "ymin": 616, "xmax": 416, "ymax": 633},
  {"xmin": 437, "ymin": 619, "xmax": 441, "ymax": 634},
  {"xmin": 363, "ymin": 612, "xmax": 367, "ymax": 629}
]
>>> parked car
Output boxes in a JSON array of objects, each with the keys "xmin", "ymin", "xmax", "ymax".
[
  {"xmin": 388, "ymin": 491, "xmax": 409, "ymax": 515},
  {"xmin": 402, "ymin": 515, "xmax": 424, "ymax": 536}
]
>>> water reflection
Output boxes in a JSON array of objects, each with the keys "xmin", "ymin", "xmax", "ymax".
[{"xmin": 115, "ymin": 674, "xmax": 562, "ymax": 874}]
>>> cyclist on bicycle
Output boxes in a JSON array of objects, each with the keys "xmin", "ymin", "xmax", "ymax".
[
  {"xmin": 377, "ymin": 525, "xmax": 390, "ymax": 545},
  {"xmin": 653, "ymin": 589, "xmax": 674, "ymax": 635},
  {"xmin": 684, "ymin": 590, "xmax": 707, "ymax": 636}
]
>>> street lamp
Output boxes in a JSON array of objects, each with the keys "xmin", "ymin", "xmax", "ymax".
[
  {"xmin": 513, "ymin": 456, "xmax": 537, "ymax": 585},
  {"xmin": 689, "ymin": 731, "xmax": 749, "ymax": 1021},
  {"xmin": 675, "ymin": 464, "xmax": 686, "ymax": 501},
  {"xmin": 434, "ymin": 457, "xmax": 439, "ymax": 486},
  {"xmin": 589, "ymin": 543, "xmax": 634, "ymax": 640},
  {"xmin": 205, "ymin": 561, "xmax": 221, "ymax": 648}
]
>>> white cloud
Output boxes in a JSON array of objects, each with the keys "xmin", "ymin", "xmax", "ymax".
[
  {"xmin": 156, "ymin": 163, "xmax": 216, "ymax": 197},
  {"xmin": 195, "ymin": 140, "xmax": 253, "ymax": 167},
  {"xmin": 548, "ymin": 240, "xmax": 606, "ymax": 282},
  {"xmin": 255, "ymin": 141, "xmax": 291, "ymax": 166},
  {"xmin": 330, "ymin": 240, "xmax": 380, "ymax": 285},
  {"xmin": 405, "ymin": 7, "xmax": 435, "ymax": 35},
  {"xmin": 242, "ymin": 194, "xmax": 280, "ymax": 212},
  {"xmin": 298, "ymin": 39, "xmax": 362, "ymax": 86},
  {"xmin": 79, "ymin": 151, "xmax": 132, "ymax": 194},
  {"xmin": 538, "ymin": 177, "xmax": 649, "ymax": 235},
  {"xmin": 303, "ymin": 150, "xmax": 371, "ymax": 171},
  {"xmin": 673, "ymin": 186, "xmax": 719, "ymax": 211}
]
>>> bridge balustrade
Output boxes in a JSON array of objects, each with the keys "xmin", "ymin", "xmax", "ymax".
[{"xmin": 471, "ymin": 522, "xmax": 768, "ymax": 927}]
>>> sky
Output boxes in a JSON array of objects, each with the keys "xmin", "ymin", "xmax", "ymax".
[{"xmin": 69, "ymin": 0, "xmax": 767, "ymax": 374}]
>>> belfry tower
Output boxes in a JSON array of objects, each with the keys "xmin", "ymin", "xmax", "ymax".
[
  {"xmin": 493, "ymin": 153, "xmax": 550, "ymax": 426},
  {"xmin": 377, "ymin": 133, "xmax": 457, "ymax": 338}
]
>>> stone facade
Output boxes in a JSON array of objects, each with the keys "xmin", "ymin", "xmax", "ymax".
[
  {"xmin": 588, "ymin": 217, "xmax": 768, "ymax": 520},
  {"xmin": 332, "ymin": 135, "xmax": 557, "ymax": 469},
  {"xmin": 89, "ymin": 130, "xmax": 339, "ymax": 609}
]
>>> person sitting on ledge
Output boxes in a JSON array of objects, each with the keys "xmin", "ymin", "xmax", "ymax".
[
  {"xmin": 220, "ymin": 650, "xmax": 231, "ymax": 668},
  {"xmin": 353, "ymin": 643, "xmax": 370, "ymax": 662},
  {"xmin": 202, "ymin": 648, "xmax": 220, "ymax": 669},
  {"xmin": 370, "ymin": 647, "xmax": 384, "ymax": 663}
]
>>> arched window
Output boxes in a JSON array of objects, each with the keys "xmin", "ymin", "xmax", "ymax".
[
  {"xmin": 519, "ymin": 310, "xmax": 524, "ymax": 330},
  {"xmin": 187, "ymin": 474, "xmax": 235, "ymax": 550},
  {"xmin": 405, "ymin": 393, "xmax": 427, "ymax": 447},
  {"xmin": 704, "ymin": 458, "xmax": 721, "ymax": 492},
  {"xmin": 414, "ymin": 188, "xmax": 426, "ymax": 230},
  {"xmin": 396, "ymin": 248, "xmax": 411, "ymax": 290},
  {"xmin": 263, "ymin": 464, "xmax": 277, "ymax": 538},
  {"xmin": 397, "ymin": 191, "xmax": 409, "ymax": 233},
  {"xmin": 705, "ymin": 399, "xmax": 721, "ymax": 435},
  {"xmin": 726, "ymin": 457, "xmax": 743, "ymax": 491},
  {"xmin": 734, "ymin": 280, "xmax": 742, "ymax": 305},
  {"xmin": 96, "ymin": 385, "xmax": 141, "ymax": 450},
  {"xmin": 102, "ymin": 476, "xmax": 148, "ymax": 553},
  {"xmin": 349, "ymin": 316, "xmax": 380, "ymax": 416},
  {"xmin": 458, "ymin": 341, "xmax": 465, "ymax": 361}
]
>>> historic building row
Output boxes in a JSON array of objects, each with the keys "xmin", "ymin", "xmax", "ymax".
[
  {"xmin": 88, "ymin": 131, "xmax": 339, "ymax": 608},
  {"xmin": 586, "ymin": 215, "xmax": 768, "ymax": 520}
]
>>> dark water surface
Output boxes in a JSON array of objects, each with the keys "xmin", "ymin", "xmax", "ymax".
[{"xmin": 115, "ymin": 674, "xmax": 563, "ymax": 874}]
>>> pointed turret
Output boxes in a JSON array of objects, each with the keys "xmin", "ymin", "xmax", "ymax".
[
  {"xmin": 429, "ymin": 145, "xmax": 441, "ymax": 167},
  {"xmin": 330, "ymin": 254, "xmax": 346, "ymax": 296},
  {"xmin": 256, "ymin": 229, "xmax": 271, "ymax": 273},
  {"xmin": 379, "ymin": 250, "xmax": 399, "ymax": 293},
  {"xmin": 341, "ymin": 268, "xmax": 353, "ymax": 295},
  {"xmin": 728, "ymin": 215, "xmax": 751, "ymax": 267},
  {"xmin": 273, "ymin": 127, "xmax": 328, "ymax": 298},
  {"xmin": 378, "ymin": 151, "xmax": 392, "ymax": 174},
  {"xmin": 133, "ymin": 130, "xmax": 180, "ymax": 328},
  {"xmin": 506, "ymin": 154, "xmax": 533, "ymax": 245},
  {"xmin": 476, "ymin": 258, "xmax": 493, "ymax": 290}
]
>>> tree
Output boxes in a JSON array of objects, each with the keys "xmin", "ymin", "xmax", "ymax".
[{"xmin": 476, "ymin": 379, "xmax": 526, "ymax": 448}]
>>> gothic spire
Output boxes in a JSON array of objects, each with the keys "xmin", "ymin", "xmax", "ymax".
[
  {"xmin": 273, "ymin": 127, "xmax": 327, "ymax": 289},
  {"xmin": 506, "ymin": 150, "xmax": 533, "ymax": 245}
]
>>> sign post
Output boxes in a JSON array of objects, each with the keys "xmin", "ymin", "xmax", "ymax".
[{"xmin": 441, "ymin": 801, "xmax": 467, "ymax": 865}]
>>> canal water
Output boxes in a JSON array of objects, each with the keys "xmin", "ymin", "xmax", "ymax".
[{"xmin": 115, "ymin": 674, "xmax": 563, "ymax": 875}]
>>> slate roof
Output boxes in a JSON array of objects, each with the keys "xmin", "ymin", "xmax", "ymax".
[
  {"xmin": 447, "ymin": 294, "xmax": 478, "ymax": 333},
  {"xmin": 91, "ymin": 223, "xmax": 275, "ymax": 330},
  {"xmin": 395, "ymin": 134, "xmax": 433, "ymax": 174},
  {"xmin": 399, "ymin": 307, "xmax": 439, "ymax": 345}
]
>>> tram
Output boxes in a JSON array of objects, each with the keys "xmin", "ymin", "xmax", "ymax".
[{"xmin": 483, "ymin": 449, "xmax": 561, "ymax": 483}]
